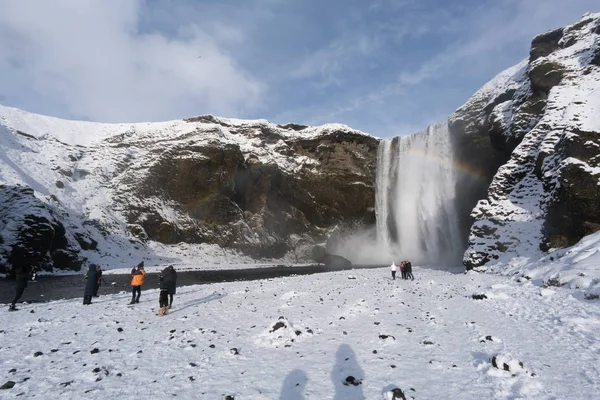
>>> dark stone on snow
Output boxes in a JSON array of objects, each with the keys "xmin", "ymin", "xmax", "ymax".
[
  {"xmin": 472, "ymin": 294, "xmax": 488, "ymax": 300},
  {"xmin": 270, "ymin": 321, "xmax": 286, "ymax": 332},
  {"xmin": 389, "ymin": 388, "xmax": 407, "ymax": 400},
  {"xmin": 0, "ymin": 381, "xmax": 16, "ymax": 390},
  {"xmin": 230, "ymin": 348, "xmax": 239, "ymax": 355},
  {"xmin": 33, "ymin": 351, "xmax": 43, "ymax": 357},
  {"xmin": 90, "ymin": 348, "xmax": 99, "ymax": 354},
  {"xmin": 343, "ymin": 376, "xmax": 362, "ymax": 386}
]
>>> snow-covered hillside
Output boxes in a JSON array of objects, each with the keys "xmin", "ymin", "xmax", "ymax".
[
  {"xmin": 0, "ymin": 104, "xmax": 378, "ymax": 273},
  {"xmin": 1, "ymin": 265, "xmax": 599, "ymax": 399}
]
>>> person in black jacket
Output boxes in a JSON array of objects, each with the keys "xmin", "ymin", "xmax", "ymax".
[
  {"xmin": 157, "ymin": 265, "xmax": 177, "ymax": 315},
  {"xmin": 405, "ymin": 261, "xmax": 414, "ymax": 281},
  {"xmin": 9, "ymin": 267, "xmax": 30, "ymax": 311},
  {"xmin": 83, "ymin": 264, "xmax": 100, "ymax": 305},
  {"xmin": 93, "ymin": 265, "xmax": 103, "ymax": 297}
]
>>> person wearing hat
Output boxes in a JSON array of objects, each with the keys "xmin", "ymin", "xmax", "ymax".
[{"xmin": 129, "ymin": 261, "xmax": 146, "ymax": 304}]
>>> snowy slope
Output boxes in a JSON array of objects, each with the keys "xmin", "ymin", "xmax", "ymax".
[{"xmin": 0, "ymin": 265, "xmax": 598, "ymax": 399}]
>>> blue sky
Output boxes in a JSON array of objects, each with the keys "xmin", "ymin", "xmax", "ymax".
[{"xmin": 0, "ymin": 0, "xmax": 598, "ymax": 138}]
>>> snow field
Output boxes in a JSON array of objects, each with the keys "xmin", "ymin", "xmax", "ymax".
[{"xmin": 1, "ymin": 266, "xmax": 599, "ymax": 399}]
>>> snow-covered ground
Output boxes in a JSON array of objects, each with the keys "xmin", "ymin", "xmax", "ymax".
[{"xmin": 1, "ymin": 263, "xmax": 599, "ymax": 399}]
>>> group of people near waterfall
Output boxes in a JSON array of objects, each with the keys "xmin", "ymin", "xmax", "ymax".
[
  {"xmin": 389, "ymin": 260, "xmax": 414, "ymax": 281},
  {"xmin": 82, "ymin": 261, "xmax": 178, "ymax": 316}
]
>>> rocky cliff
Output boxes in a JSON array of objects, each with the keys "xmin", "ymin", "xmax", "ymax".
[
  {"xmin": 457, "ymin": 13, "xmax": 600, "ymax": 269},
  {"xmin": 0, "ymin": 111, "xmax": 378, "ymax": 273}
]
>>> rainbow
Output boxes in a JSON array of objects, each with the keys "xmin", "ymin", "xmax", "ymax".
[{"xmin": 400, "ymin": 147, "xmax": 489, "ymax": 182}]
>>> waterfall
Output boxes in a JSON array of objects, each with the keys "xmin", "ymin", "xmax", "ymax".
[{"xmin": 375, "ymin": 120, "xmax": 463, "ymax": 266}]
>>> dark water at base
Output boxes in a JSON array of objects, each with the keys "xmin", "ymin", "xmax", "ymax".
[{"xmin": 0, "ymin": 264, "xmax": 385, "ymax": 304}]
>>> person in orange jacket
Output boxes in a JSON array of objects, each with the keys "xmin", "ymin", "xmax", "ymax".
[{"xmin": 129, "ymin": 261, "xmax": 146, "ymax": 304}]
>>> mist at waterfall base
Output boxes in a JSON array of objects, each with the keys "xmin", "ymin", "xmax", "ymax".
[{"xmin": 332, "ymin": 121, "xmax": 465, "ymax": 267}]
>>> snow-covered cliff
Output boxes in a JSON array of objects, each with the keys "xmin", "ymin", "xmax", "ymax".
[
  {"xmin": 0, "ymin": 107, "xmax": 378, "ymax": 272},
  {"xmin": 459, "ymin": 13, "xmax": 600, "ymax": 271}
]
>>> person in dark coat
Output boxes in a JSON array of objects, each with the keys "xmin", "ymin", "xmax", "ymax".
[
  {"xmin": 405, "ymin": 261, "xmax": 414, "ymax": 281},
  {"xmin": 93, "ymin": 265, "xmax": 103, "ymax": 297},
  {"xmin": 83, "ymin": 264, "xmax": 99, "ymax": 305},
  {"xmin": 158, "ymin": 265, "xmax": 177, "ymax": 315},
  {"xmin": 9, "ymin": 267, "xmax": 30, "ymax": 311}
]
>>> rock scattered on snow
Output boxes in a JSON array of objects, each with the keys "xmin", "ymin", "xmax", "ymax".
[
  {"xmin": 382, "ymin": 387, "xmax": 407, "ymax": 400},
  {"xmin": 343, "ymin": 375, "xmax": 362, "ymax": 386},
  {"xmin": 491, "ymin": 352, "xmax": 529, "ymax": 375},
  {"xmin": 0, "ymin": 381, "xmax": 16, "ymax": 390}
]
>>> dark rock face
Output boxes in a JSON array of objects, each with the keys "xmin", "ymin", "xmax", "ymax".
[
  {"xmin": 528, "ymin": 61, "xmax": 565, "ymax": 94},
  {"xmin": 543, "ymin": 130, "xmax": 600, "ymax": 249},
  {"xmin": 529, "ymin": 28, "xmax": 564, "ymax": 61},
  {"xmin": 111, "ymin": 124, "xmax": 378, "ymax": 260},
  {"xmin": 0, "ymin": 185, "xmax": 86, "ymax": 273}
]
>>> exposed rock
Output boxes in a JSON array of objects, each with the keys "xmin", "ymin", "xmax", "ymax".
[
  {"xmin": 529, "ymin": 28, "xmax": 563, "ymax": 61},
  {"xmin": 383, "ymin": 388, "xmax": 407, "ymax": 400},
  {"xmin": 491, "ymin": 352, "xmax": 528, "ymax": 375},
  {"xmin": 528, "ymin": 61, "xmax": 565, "ymax": 94},
  {"xmin": 0, "ymin": 381, "xmax": 16, "ymax": 390},
  {"xmin": 343, "ymin": 376, "xmax": 361, "ymax": 386},
  {"xmin": 0, "ymin": 184, "xmax": 86, "ymax": 273}
]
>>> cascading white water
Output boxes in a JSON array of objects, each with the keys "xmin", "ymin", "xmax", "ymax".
[{"xmin": 375, "ymin": 120, "xmax": 463, "ymax": 265}]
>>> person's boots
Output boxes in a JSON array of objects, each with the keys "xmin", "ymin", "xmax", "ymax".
[
  {"xmin": 129, "ymin": 298, "xmax": 135, "ymax": 305},
  {"xmin": 158, "ymin": 307, "xmax": 164, "ymax": 316},
  {"xmin": 163, "ymin": 306, "xmax": 169, "ymax": 315},
  {"xmin": 8, "ymin": 304, "xmax": 17, "ymax": 311}
]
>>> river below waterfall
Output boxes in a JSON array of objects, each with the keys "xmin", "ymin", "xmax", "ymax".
[{"xmin": 0, "ymin": 264, "xmax": 385, "ymax": 304}]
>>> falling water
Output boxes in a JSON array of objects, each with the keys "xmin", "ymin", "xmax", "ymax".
[{"xmin": 375, "ymin": 121, "xmax": 463, "ymax": 265}]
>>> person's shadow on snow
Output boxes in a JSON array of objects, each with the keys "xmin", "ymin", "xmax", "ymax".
[
  {"xmin": 331, "ymin": 344, "xmax": 365, "ymax": 400},
  {"xmin": 168, "ymin": 292, "xmax": 224, "ymax": 314},
  {"xmin": 279, "ymin": 369, "xmax": 307, "ymax": 400}
]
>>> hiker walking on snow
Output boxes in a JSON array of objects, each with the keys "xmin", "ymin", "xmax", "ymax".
[
  {"xmin": 158, "ymin": 265, "xmax": 177, "ymax": 316},
  {"xmin": 8, "ymin": 267, "xmax": 30, "ymax": 311},
  {"xmin": 130, "ymin": 262, "xmax": 146, "ymax": 304},
  {"xmin": 390, "ymin": 262, "xmax": 397, "ymax": 280},
  {"xmin": 83, "ymin": 264, "xmax": 101, "ymax": 305}
]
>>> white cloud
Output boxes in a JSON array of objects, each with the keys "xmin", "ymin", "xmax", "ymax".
[{"xmin": 0, "ymin": 0, "xmax": 264, "ymax": 123}]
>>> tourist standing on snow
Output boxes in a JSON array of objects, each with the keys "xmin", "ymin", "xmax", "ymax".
[
  {"xmin": 93, "ymin": 265, "xmax": 103, "ymax": 297},
  {"xmin": 130, "ymin": 262, "xmax": 146, "ymax": 304},
  {"xmin": 400, "ymin": 261, "xmax": 406, "ymax": 280},
  {"xmin": 9, "ymin": 267, "xmax": 30, "ymax": 311},
  {"xmin": 405, "ymin": 261, "xmax": 414, "ymax": 281},
  {"xmin": 390, "ymin": 262, "xmax": 397, "ymax": 280},
  {"xmin": 157, "ymin": 265, "xmax": 177, "ymax": 315},
  {"xmin": 83, "ymin": 264, "xmax": 100, "ymax": 305}
]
